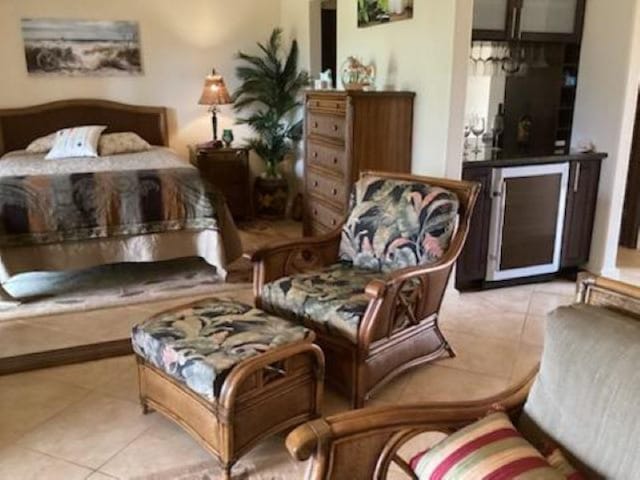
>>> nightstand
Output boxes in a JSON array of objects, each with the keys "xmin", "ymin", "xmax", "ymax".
[{"xmin": 189, "ymin": 145, "xmax": 252, "ymax": 220}]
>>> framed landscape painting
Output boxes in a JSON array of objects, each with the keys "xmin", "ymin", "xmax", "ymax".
[
  {"xmin": 358, "ymin": 0, "xmax": 414, "ymax": 28},
  {"xmin": 21, "ymin": 18, "xmax": 142, "ymax": 76}
]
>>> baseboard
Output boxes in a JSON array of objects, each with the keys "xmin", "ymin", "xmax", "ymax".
[{"xmin": 0, "ymin": 338, "xmax": 133, "ymax": 375}]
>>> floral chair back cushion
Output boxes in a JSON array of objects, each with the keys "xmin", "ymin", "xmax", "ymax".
[{"xmin": 339, "ymin": 176, "xmax": 460, "ymax": 272}]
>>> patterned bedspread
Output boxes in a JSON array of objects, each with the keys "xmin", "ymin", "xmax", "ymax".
[{"xmin": 0, "ymin": 149, "xmax": 223, "ymax": 247}]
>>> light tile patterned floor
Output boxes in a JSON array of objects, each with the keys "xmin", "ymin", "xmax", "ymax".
[
  {"xmin": 617, "ymin": 247, "xmax": 640, "ymax": 286},
  {"xmin": 0, "ymin": 278, "xmax": 576, "ymax": 479},
  {"xmin": 0, "ymin": 219, "xmax": 601, "ymax": 479}
]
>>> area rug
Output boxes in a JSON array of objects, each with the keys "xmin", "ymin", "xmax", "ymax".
[
  {"xmin": 0, "ymin": 257, "xmax": 252, "ymax": 322},
  {"xmin": 0, "ymin": 220, "xmax": 300, "ymax": 322},
  {"xmin": 131, "ymin": 460, "xmax": 295, "ymax": 480}
]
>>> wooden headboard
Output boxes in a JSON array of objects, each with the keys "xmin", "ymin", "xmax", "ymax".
[{"xmin": 0, "ymin": 99, "xmax": 168, "ymax": 156}]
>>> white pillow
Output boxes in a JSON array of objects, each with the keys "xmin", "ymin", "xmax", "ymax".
[
  {"xmin": 98, "ymin": 132, "xmax": 151, "ymax": 156},
  {"xmin": 26, "ymin": 132, "xmax": 57, "ymax": 153},
  {"xmin": 45, "ymin": 126, "xmax": 107, "ymax": 160}
]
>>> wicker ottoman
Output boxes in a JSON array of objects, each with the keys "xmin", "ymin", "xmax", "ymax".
[{"xmin": 131, "ymin": 298, "xmax": 324, "ymax": 479}]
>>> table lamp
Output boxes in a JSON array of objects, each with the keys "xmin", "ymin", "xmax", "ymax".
[{"xmin": 198, "ymin": 69, "xmax": 232, "ymax": 146}]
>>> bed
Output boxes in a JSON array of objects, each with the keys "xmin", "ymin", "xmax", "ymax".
[{"xmin": 0, "ymin": 99, "xmax": 241, "ymax": 299}]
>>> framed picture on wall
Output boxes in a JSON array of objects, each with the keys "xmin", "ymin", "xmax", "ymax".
[
  {"xmin": 358, "ymin": 0, "xmax": 414, "ymax": 28},
  {"xmin": 21, "ymin": 18, "xmax": 143, "ymax": 76}
]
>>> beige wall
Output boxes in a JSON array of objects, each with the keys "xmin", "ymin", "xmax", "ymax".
[
  {"xmin": 276, "ymin": 0, "xmax": 325, "ymax": 187},
  {"xmin": 337, "ymin": 0, "xmax": 471, "ymax": 177},
  {"xmin": 0, "ymin": 0, "xmax": 282, "ymax": 158},
  {"xmin": 572, "ymin": 0, "xmax": 640, "ymax": 274},
  {"xmin": 280, "ymin": 0, "xmax": 322, "ymax": 77}
]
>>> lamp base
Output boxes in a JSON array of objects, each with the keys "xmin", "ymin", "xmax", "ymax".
[{"xmin": 210, "ymin": 108, "xmax": 219, "ymax": 143}]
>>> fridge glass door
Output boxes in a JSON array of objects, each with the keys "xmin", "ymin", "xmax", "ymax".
[{"xmin": 487, "ymin": 163, "xmax": 569, "ymax": 281}]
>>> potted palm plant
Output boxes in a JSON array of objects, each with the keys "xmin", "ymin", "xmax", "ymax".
[{"xmin": 233, "ymin": 28, "xmax": 309, "ymax": 218}]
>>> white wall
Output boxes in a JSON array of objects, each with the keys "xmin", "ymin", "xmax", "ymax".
[
  {"xmin": 0, "ymin": 0, "xmax": 282, "ymax": 158},
  {"xmin": 337, "ymin": 0, "xmax": 471, "ymax": 177},
  {"xmin": 445, "ymin": 0, "xmax": 473, "ymax": 179},
  {"xmin": 572, "ymin": 0, "xmax": 640, "ymax": 274},
  {"xmin": 280, "ymin": 0, "xmax": 322, "ymax": 77}
]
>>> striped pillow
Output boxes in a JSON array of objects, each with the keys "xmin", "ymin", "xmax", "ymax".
[{"xmin": 413, "ymin": 412, "xmax": 565, "ymax": 479}]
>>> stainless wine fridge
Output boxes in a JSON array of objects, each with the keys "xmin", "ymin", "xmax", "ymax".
[{"xmin": 486, "ymin": 163, "xmax": 570, "ymax": 282}]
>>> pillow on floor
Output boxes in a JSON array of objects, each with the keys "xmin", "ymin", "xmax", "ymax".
[
  {"xmin": 412, "ymin": 412, "xmax": 565, "ymax": 479},
  {"xmin": 26, "ymin": 132, "xmax": 57, "ymax": 153},
  {"xmin": 98, "ymin": 132, "xmax": 151, "ymax": 156},
  {"xmin": 45, "ymin": 125, "xmax": 106, "ymax": 159}
]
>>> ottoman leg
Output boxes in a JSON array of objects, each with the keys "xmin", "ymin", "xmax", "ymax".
[{"xmin": 141, "ymin": 401, "xmax": 154, "ymax": 415}]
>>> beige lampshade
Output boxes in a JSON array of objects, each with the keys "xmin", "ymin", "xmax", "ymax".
[{"xmin": 198, "ymin": 71, "xmax": 232, "ymax": 106}]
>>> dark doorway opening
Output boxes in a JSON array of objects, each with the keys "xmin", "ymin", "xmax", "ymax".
[
  {"xmin": 620, "ymin": 90, "xmax": 640, "ymax": 248},
  {"xmin": 321, "ymin": 4, "xmax": 337, "ymax": 87}
]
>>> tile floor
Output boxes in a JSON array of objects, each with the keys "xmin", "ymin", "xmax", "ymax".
[
  {"xmin": 617, "ymin": 246, "xmax": 640, "ymax": 286},
  {"xmin": 0, "ymin": 277, "xmax": 577, "ymax": 479}
]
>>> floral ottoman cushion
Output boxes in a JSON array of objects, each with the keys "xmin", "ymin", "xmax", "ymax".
[{"xmin": 131, "ymin": 298, "xmax": 311, "ymax": 401}]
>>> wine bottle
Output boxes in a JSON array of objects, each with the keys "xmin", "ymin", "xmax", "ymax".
[
  {"xmin": 517, "ymin": 114, "xmax": 533, "ymax": 153},
  {"xmin": 492, "ymin": 103, "xmax": 505, "ymax": 150}
]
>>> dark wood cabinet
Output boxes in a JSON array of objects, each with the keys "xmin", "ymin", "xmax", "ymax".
[
  {"xmin": 303, "ymin": 90, "xmax": 414, "ymax": 236},
  {"xmin": 456, "ymin": 167, "xmax": 493, "ymax": 290},
  {"xmin": 189, "ymin": 146, "xmax": 252, "ymax": 220},
  {"xmin": 473, "ymin": 0, "xmax": 586, "ymax": 43},
  {"xmin": 456, "ymin": 154, "xmax": 604, "ymax": 291},
  {"xmin": 473, "ymin": 0, "xmax": 516, "ymax": 41},
  {"xmin": 561, "ymin": 158, "xmax": 602, "ymax": 267},
  {"xmin": 503, "ymin": 67, "xmax": 564, "ymax": 156}
]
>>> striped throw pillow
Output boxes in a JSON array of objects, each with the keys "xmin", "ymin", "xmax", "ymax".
[{"xmin": 413, "ymin": 412, "xmax": 565, "ymax": 480}]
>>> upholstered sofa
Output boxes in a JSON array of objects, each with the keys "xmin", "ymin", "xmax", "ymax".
[{"xmin": 286, "ymin": 275, "xmax": 640, "ymax": 479}]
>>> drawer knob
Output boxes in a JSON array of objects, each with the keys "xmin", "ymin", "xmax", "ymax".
[
  {"xmin": 313, "ymin": 151, "xmax": 318, "ymax": 158},
  {"xmin": 313, "ymin": 209, "xmax": 318, "ymax": 216},
  {"xmin": 332, "ymin": 188, "xmax": 338, "ymax": 196},
  {"xmin": 333, "ymin": 124, "xmax": 339, "ymax": 131},
  {"xmin": 313, "ymin": 181, "xmax": 319, "ymax": 187},
  {"xmin": 333, "ymin": 157, "xmax": 338, "ymax": 164},
  {"xmin": 314, "ymin": 122, "xmax": 319, "ymax": 128},
  {"xmin": 316, "ymin": 101, "xmax": 321, "ymax": 107},
  {"xmin": 332, "ymin": 219, "xmax": 337, "ymax": 226},
  {"xmin": 336, "ymin": 103, "xmax": 341, "ymax": 108}
]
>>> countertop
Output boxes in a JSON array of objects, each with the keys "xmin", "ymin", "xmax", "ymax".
[{"xmin": 462, "ymin": 149, "xmax": 607, "ymax": 169}]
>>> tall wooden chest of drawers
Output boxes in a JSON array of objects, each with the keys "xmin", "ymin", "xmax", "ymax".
[{"xmin": 303, "ymin": 90, "xmax": 415, "ymax": 236}]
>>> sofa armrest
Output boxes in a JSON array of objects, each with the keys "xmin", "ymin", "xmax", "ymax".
[
  {"xmin": 247, "ymin": 230, "xmax": 342, "ymax": 305},
  {"xmin": 286, "ymin": 368, "xmax": 538, "ymax": 480}
]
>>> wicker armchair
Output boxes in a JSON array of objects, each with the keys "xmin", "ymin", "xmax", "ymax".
[
  {"xmin": 286, "ymin": 276, "xmax": 640, "ymax": 479},
  {"xmin": 247, "ymin": 171, "xmax": 480, "ymax": 408}
]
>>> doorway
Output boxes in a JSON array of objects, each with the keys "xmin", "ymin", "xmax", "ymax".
[
  {"xmin": 321, "ymin": 0, "xmax": 337, "ymax": 87},
  {"xmin": 620, "ymin": 89, "xmax": 640, "ymax": 249},
  {"xmin": 616, "ymin": 88, "xmax": 640, "ymax": 285}
]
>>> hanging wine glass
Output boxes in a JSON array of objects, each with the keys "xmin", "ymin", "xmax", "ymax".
[{"xmin": 470, "ymin": 115, "xmax": 486, "ymax": 154}]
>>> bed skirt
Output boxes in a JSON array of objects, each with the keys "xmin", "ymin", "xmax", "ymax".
[{"xmin": 0, "ymin": 204, "xmax": 242, "ymax": 300}]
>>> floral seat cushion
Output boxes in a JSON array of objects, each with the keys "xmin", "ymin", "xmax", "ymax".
[
  {"xmin": 339, "ymin": 176, "xmax": 459, "ymax": 272},
  {"xmin": 260, "ymin": 263, "xmax": 383, "ymax": 343},
  {"xmin": 131, "ymin": 298, "xmax": 310, "ymax": 401}
]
